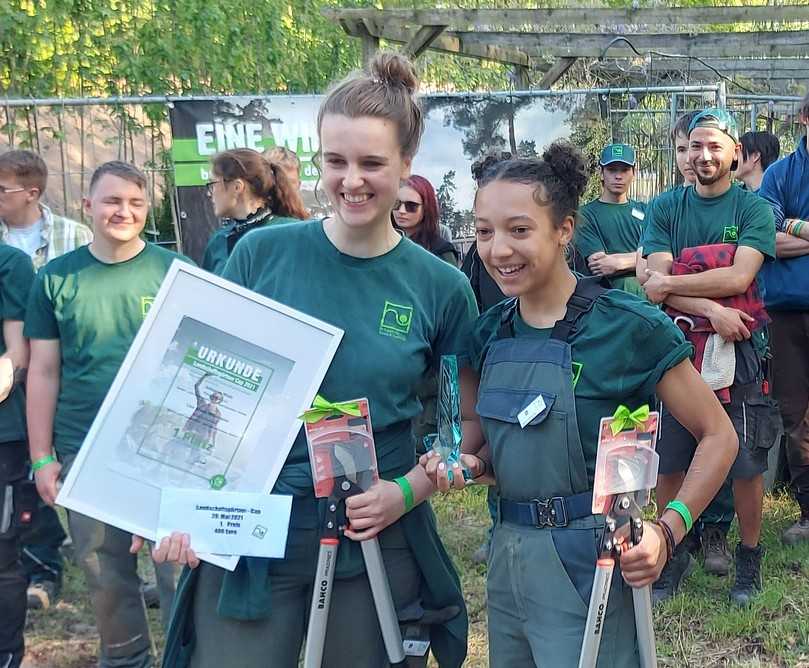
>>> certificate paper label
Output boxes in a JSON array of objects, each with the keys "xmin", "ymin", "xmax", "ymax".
[
  {"xmin": 158, "ymin": 489, "xmax": 292, "ymax": 559},
  {"xmin": 518, "ymin": 394, "xmax": 547, "ymax": 428}
]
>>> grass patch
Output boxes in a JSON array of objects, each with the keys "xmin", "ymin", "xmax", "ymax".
[{"xmin": 23, "ymin": 491, "xmax": 809, "ymax": 667}]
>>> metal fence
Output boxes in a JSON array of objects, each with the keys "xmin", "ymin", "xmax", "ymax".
[{"xmin": 2, "ymin": 85, "xmax": 802, "ymax": 253}]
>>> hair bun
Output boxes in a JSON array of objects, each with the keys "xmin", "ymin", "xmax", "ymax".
[
  {"xmin": 471, "ymin": 150, "xmax": 513, "ymax": 183},
  {"xmin": 542, "ymin": 141, "xmax": 589, "ymax": 200},
  {"xmin": 370, "ymin": 52, "xmax": 418, "ymax": 95}
]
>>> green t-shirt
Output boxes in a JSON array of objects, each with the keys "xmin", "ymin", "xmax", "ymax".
[
  {"xmin": 641, "ymin": 183, "xmax": 775, "ymax": 261},
  {"xmin": 468, "ymin": 288, "xmax": 692, "ymax": 481},
  {"xmin": 24, "ymin": 243, "xmax": 191, "ymax": 457},
  {"xmin": 0, "ymin": 245, "xmax": 35, "ymax": 444},
  {"xmin": 575, "ymin": 198, "xmax": 647, "ymax": 258},
  {"xmin": 574, "ymin": 199, "xmax": 647, "ymax": 296},
  {"xmin": 202, "ymin": 216, "xmax": 299, "ymax": 276},
  {"xmin": 223, "ymin": 220, "xmax": 479, "ymax": 494}
]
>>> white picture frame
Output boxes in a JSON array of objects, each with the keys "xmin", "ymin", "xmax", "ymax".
[{"xmin": 57, "ymin": 261, "xmax": 343, "ymax": 570}]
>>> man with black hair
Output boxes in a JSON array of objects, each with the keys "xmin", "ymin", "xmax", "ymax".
[
  {"xmin": 759, "ymin": 91, "xmax": 809, "ymax": 545},
  {"xmin": 574, "ymin": 143, "xmax": 646, "ymax": 296},
  {"xmin": 643, "ymin": 108, "xmax": 778, "ymax": 606},
  {"xmin": 737, "ymin": 131, "xmax": 781, "ymax": 193}
]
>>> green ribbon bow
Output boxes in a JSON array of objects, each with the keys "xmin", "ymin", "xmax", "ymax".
[
  {"xmin": 299, "ymin": 394, "xmax": 362, "ymax": 423},
  {"xmin": 610, "ymin": 404, "xmax": 650, "ymax": 436}
]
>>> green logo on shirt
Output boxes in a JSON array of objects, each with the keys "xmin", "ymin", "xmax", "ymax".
[
  {"xmin": 141, "ymin": 296, "xmax": 155, "ymax": 318},
  {"xmin": 722, "ymin": 226, "xmax": 739, "ymax": 243},
  {"xmin": 379, "ymin": 301, "xmax": 414, "ymax": 340},
  {"xmin": 572, "ymin": 361, "xmax": 583, "ymax": 389}
]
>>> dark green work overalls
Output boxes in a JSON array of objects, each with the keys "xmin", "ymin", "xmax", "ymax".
[{"xmin": 476, "ymin": 278, "xmax": 639, "ymax": 667}]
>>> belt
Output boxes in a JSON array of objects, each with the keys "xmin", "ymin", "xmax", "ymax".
[{"xmin": 499, "ymin": 491, "xmax": 593, "ymax": 528}]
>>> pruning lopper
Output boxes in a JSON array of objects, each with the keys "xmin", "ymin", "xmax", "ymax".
[
  {"xmin": 303, "ymin": 440, "xmax": 406, "ymax": 668},
  {"xmin": 578, "ymin": 491, "xmax": 657, "ymax": 668}
]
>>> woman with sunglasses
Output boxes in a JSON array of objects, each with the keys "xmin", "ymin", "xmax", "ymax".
[
  {"xmin": 201, "ymin": 148, "xmax": 308, "ymax": 275},
  {"xmin": 393, "ymin": 175, "xmax": 459, "ymax": 266}
]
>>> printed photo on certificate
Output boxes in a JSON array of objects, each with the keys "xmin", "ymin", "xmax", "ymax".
[
  {"xmin": 114, "ymin": 316, "xmax": 294, "ymax": 492},
  {"xmin": 57, "ymin": 262, "xmax": 343, "ymax": 569}
]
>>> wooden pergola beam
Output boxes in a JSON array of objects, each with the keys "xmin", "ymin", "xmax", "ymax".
[
  {"xmin": 537, "ymin": 57, "xmax": 578, "ymax": 89},
  {"xmin": 403, "ymin": 25, "xmax": 448, "ymax": 58},
  {"xmin": 452, "ymin": 30, "xmax": 809, "ymax": 59},
  {"xmin": 592, "ymin": 57, "xmax": 809, "ymax": 79},
  {"xmin": 340, "ymin": 20, "xmax": 537, "ymax": 69},
  {"xmin": 322, "ymin": 6, "xmax": 809, "ymax": 31}
]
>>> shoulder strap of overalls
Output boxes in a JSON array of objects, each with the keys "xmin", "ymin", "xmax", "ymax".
[
  {"xmin": 494, "ymin": 276, "xmax": 609, "ymax": 341},
  {"xmin": 549, "ymin": 276, "xmax": 609, "ymax": 343},
  {"xmin": 495, "ymin": 298, "xmax": 520, "ymax": 339}
]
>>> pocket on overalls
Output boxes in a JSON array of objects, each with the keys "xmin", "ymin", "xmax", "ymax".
[
  {"xmin": 476, "ymin": 388, "xmax": 557, "ymax": 426},
  {"xmin": 477, "ymin": 388, "xmax": 582, "ymax": 500},
  {"xmin": 549, "ymin": 528, "xmax": 599, "ymax": 611}
]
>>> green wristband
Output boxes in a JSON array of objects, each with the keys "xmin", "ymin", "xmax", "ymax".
[
  {"xmin": 393, "ymin": 476, "xmax": 415, "ymax": 513},
  {"xmin": 31, "ymin": 454, "xmax": 57, "ymax": 472},
  {"xmin": 665, "ymin": 500, "xmax": 694, "ymax": 533}
]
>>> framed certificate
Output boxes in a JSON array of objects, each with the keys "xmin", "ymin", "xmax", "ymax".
[{"xmin": 57, "ymin": 261, "xmax": 343, "ymax": 570}]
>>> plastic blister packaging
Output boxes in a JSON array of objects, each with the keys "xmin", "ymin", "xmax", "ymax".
[
  {"xmin": 303, "ymin": 398, "xmax": 378, "ymax": 497},
  {"xmin": 592, "ymin": 412, "xmax": 660, "ymax": 515}
]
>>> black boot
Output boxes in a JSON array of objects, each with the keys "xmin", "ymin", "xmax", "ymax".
[
  {"xmin": 782, "ymin": 503, "xmax": 809, "ymax": 546},
  {"xmin": 702, "ymin": 525, "xmax": 731, "ymax": 576},
  {"xmin": 652, "ymin": 543, "xmax": 695, "ymax": 604},
  {"xmin": 729, "ymin": 543, "xmax": 763, "ymax": 606}
]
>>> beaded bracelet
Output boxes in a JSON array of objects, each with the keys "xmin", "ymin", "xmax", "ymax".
[{"xmin": 654, "ymin": 518, "xmax": 676, "ymax": 563}]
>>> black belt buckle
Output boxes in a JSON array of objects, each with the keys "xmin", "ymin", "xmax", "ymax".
[{"xmin": 531, "ymin": 496, "xmax": 568, "ymax": 528}]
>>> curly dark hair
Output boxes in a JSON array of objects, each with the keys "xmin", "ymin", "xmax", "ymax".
[{"xmin": 474, "ymin": 141, "xmax": 589, "ymax": 228}]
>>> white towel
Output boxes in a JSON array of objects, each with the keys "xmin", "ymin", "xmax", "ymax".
[{"xmin": 701, "ymin": 333, "xmax": 736, "ymax": 391}]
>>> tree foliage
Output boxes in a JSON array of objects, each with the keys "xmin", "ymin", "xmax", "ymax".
[{"xmin": 0, "ymin": 0, "xmax": 365, "ymax": 98}]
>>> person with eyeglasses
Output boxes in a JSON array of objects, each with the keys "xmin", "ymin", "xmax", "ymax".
[
  {"xmin": 392, "ymin": 174, "xmax": 459, "ymax": 266},
  {"xmin": 201, "ymin": 148, "xmax": 308, "ymax": 276},
  {"xmin": 0, "ymin": 149, "xmax": 92, "ymax": 613},
  {"xmin": 0, "ymin": 150, "xmax": 92, "ymax": 270}
]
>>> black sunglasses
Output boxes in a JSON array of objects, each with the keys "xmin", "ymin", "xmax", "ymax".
[{"xmin": 394, "ymin": 199, "xmax": 422, "ymax": 213}]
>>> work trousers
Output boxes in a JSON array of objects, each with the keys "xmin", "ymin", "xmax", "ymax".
[
  {"xmin": 0, "ymin": 443, "xmax": 28, "ymax": 668},
  {"xmin": 770, "ymin": 311, "xmax": 809, "ymax": 511},
  {"xmin": 62, "ymin": 455, "xmax": 179, "ymax": 668},
  {"xmin": 20, "ymin": 502, "xmax": 66, "ymax": 586}
]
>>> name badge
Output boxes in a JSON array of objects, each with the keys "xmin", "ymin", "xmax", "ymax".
[
  {"xmin": 518, "ymin": 394, "xmax": 547, "ymax": 428},
  {"xmin": 631, "ymin": 208, "xmax": 645, "ymax": 221}
]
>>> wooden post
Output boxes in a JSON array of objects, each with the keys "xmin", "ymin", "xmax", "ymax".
[
  {"xmin": 362, "ymin": 31, "xmax": 380, "ymax": 67},
  {"xmin": 513, "ymin": 65, "xmax": 530, "ymax": 90}
]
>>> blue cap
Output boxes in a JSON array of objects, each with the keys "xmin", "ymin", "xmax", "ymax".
[{"xmin": 689, "ymin": 108, "xmax": 739, "ymax": 143}]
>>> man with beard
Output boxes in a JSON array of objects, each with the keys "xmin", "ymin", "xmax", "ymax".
[{"xmin": 641, "ymin": 109, "xmax": 777, "ymax": 605}]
